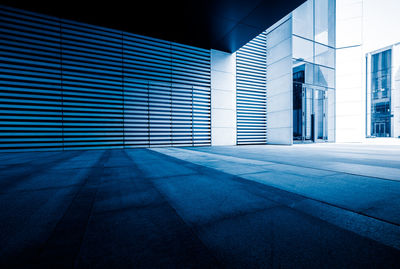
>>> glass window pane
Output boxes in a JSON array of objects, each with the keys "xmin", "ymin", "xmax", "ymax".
[
  {"xmin": 293, "ymin": 61, "xmax": 314, "ymax": 85},
  {"xmin": 370, "ymin": 49, "xmax": 392, "ymax": 137},
  {"xmin": 292, "ymin": 36, "xmax": 313, "ymax": 63},
  {"xmin": 292, "ymin": 0, "xmax": 314, "ymax": 40},
  {"xmin": 315, "ymin": 43, "xmax": 335, "ymax": 68},
  {"xmin": 372, "ymin": 53, "xmax": 379, "ymax": 73},
  {"xmin": 314, "ymin": 0, "xmax": 335, "ymax": 47},
  {"xmin": 314, "ymin": 65, "xmax": 335, "ymax": 88}
]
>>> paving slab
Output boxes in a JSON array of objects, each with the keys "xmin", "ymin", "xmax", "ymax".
[{"xmin": 0, "ymin": 145, "xmax": 399, "ymax": 268}]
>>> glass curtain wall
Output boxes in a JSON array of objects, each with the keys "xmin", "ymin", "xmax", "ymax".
[{"xmin": 292, "ymin": 0, "xmax": 335, "ymax": 142}]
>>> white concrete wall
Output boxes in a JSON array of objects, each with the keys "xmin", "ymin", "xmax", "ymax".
[
  {"xmin": 266, "ymin": 18, "xmax": 293, "ymax": 145},
  {"xmin": 362, "ymin": 0, "xmax": 400, "ymax": 53},
  {"xmin": 210, "ymin": 49, "xmax": 237, "ymax": 145},
  {"xmin": 335, "ymin": 0, "xmax": 364, "ymax": 142}
]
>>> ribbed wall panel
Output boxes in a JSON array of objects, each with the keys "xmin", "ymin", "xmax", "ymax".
[
  {"xmin": 236, "ymin": 32, "xmax": 267, "ymax": 145},
  {"xmin": 0, "ymin": 7, "xmax": 63, "ymax": 151},
  {"xmin": 61, "ymin": 20, "xmax": 124, "ymax": 150},
  {"xmin": 0, "ymin": 6, "xmax": 210, "ymax": 151},
  {"xmin": 172, "ymin": 42, "xmax": 211, "ymax": 146}
]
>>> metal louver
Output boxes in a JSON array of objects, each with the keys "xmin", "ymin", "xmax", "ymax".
[
  {"xmin": 236, "ymin": 31, "xmax": 267, "ymax": 145},
  {"xmin": 0, "ymin": 5, "xmax": 211, "ymax": 151}
]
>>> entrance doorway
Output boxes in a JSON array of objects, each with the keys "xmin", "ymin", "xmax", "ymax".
[
  {"xmin": 373, "ymin": 122, "xmax": 389, "ymax": 137},
  {"xmin": 293, "ymin": 83, "xmax": 328, "ymax": 142}
]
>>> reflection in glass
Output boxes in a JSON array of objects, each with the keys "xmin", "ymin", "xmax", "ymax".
[
  {"xmin": 314, "ymin": 65, "xmax": 335, "ymax": 89},
  {"xmin": 315, "ymin": 90, "xmax": 325, "ymax": 139},
  {"xmin": 314, "ymin": 0, "xmax": 335, "ymax": 47},
  {"xmin": 292, "ymin": 0, "xmax": 314, "ymax": 40},
  {"xmin": 293, "ymin": 68, "xmax": 304, "ymax": 140},
  {"xmin": 293, "ymin": 61, "xmax": 315, "ymax": 85},
  {"xmin": 292, "ymin": 36, "xmax": 314, "ymax": 63},
  {"xmin": 292, "ymin": 78, "xmax": 327, "ymax": 141},
  {"xmin": 371, "ymin": 49, "xmax": 392, "ymax": 137},
  {"xmin": 292, "ymin": 0, "xmax": 335, "ymax": 143},
  {"xmin": 315, "ymin": 43, "xmax": 335, "ymax": 68}
]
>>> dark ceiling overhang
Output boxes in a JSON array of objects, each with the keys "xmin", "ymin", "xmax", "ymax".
[{"xmin": 1, "ymin": 0, "xmax": 305, "ymax": 53}]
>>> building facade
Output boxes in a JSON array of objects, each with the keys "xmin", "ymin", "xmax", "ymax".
[
  {"xmin": 229, "ymin": 0, "xmax": 336, "ymax": 145},
  {"xmin": 0, "ymin": 0, "xmax": 399, "ymax": 151}
]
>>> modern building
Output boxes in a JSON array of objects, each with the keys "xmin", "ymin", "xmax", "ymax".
[{"xmin": 0, "ymin": 0, "xmax": 399, "ymax": 152}]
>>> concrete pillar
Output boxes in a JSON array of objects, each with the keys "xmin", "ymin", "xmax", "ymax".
[
  {"xmin": 265, "ymin": 18, "xmax": 293, "ymax": 145},
  {"xmin": 210, "ymin": 49, "xmax": 237, "ymax": 146},
  {"xmin": 335, "ymin": 0, "xmax": 364, "ymax": 142}
]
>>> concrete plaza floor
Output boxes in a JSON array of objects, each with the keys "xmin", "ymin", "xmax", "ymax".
[{"xmin": 0, "ymin": 144, "xmax": 399, "ymax": 268}]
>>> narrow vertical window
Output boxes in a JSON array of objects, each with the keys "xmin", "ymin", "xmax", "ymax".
[{"xmin": 370, "ymin": 49, "xmax": 392, "ymax": 137}]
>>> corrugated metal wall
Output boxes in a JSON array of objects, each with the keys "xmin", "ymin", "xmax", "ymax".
[
  {"xmin": 0, "ymin": 6, "xmax": 211, "ymax": 151},
  {"xmin": 236, "ymin": 31, "xmax": 267, "ymax": 145}
]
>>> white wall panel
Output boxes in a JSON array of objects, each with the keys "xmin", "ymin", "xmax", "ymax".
[
  {"xmin": 266, "ymin": 19, "xmax": 293, "ymax": 145},
  {"xmin": 335, "ymin": 0, "xmax": 364, "ymax": 142},
  {"xmin": 211, "ymin": 49, "xmax": 236, "ymax": 146}
]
